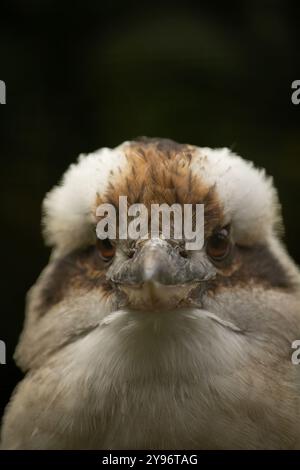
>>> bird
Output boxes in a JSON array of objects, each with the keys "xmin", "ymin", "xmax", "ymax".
[{"xmin": 2, "ymin": 137, "xmax": 300, "ymax": 449}]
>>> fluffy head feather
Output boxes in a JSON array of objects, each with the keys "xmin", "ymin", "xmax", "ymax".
[{"xmin": 43, "ymin": 138, "xmax": 281, "ymax": 257}]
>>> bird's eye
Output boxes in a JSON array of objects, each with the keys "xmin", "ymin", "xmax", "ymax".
[
  {"xmin": 96, "ymin": 238, "xmax": 116, "ymax": 262},
  {"xmin": 206, "ymin": 227, "xmax": 231, "ymax": 262}
]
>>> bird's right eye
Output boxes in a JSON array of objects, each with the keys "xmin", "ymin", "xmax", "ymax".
[{"xmin": 96, "ymin": 238, "xmax": 116, "ymax": 262}]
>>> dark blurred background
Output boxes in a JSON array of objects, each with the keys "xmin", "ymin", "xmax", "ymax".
[{"xmin": 0, "ymin": 0, "xmax": 299, "ymax": 417}]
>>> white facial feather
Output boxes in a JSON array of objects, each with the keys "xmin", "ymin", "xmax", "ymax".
[
  {"xmin": 43, "ymin": 143, "xmax": 129, "ymax": 257},
  {"xmin": 191, "ymin": 147, "xmax": 281, "ymax": 245}
]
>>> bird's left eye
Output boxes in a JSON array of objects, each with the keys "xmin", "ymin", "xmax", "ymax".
[
  {"xmin": 206, "ymin": 227, "xmax": 231, "ymax": 262},
  {"xmin": 96, "ymin": 238, "xmax": 116, "ymax": 262}
]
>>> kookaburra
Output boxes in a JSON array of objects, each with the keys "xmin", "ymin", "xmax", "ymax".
[{"xmin": 2, "ymin": 138, "xmax": 300, "ymax": 449}]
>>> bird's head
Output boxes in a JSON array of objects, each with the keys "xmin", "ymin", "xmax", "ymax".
[
  {"xmin": 15, "ymin": 138, "xmax": 300, "ymax": 373},
  {"xmin": 91, "ymin": 139, "xmax": 226, "ymax": 311},
  {"xmin": 40, "ymin": 137, "xmax": 288, "ymax": 308}
]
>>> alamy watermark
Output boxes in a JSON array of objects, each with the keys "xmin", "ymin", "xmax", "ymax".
[
  {"xmin": 0, "ymin": 340, "xmax": 6, "ymax": 364},
  {"xmin": 96, "ymin": 196, "xmax": 204, "ymax": 250},
  {"xmin": 291, "ymin": 340, "xmax": 300, "ymax": 365},
  {"xmin": 291, "ymin": 80, "xmax": 300, "ymax": 105},
  {"xmin": 0, "ymin": 80, "xmax": 6, "ymax": 104}
]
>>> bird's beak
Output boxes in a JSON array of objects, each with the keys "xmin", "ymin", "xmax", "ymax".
[{"xmin": 109, "ymin": 238, "xmax": 216, "ymax": 286}]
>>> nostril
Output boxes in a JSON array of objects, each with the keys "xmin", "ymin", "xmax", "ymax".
[
  {"xmin": 128, "ymin": 249, "xmax": 136, "ymax": 259},
  {"xmin": 174, "ymin": 244, "xmax": 189, "ymax": 259},
  {"xmin": 179, "ymin": 250, "xmax": 188, "ymax": 259}
]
